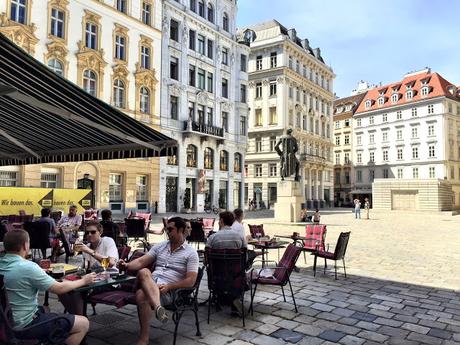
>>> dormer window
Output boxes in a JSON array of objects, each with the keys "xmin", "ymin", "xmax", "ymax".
[
  {"xmin": 406, "ymin": 90, "xmax": 413, "ymax": 100},
  {"xmin": 378, "ymin": 97, "xmax": 384, "ymax": 106},
  {"xmin": 421, "ymin": 86, "xmax": 429, "ymax": 96},
  {"xmin": 365, "ymin": 100, "xmax": 371, "ymax": 109},
  {"xmin": 345, "ymin": 104, "xmax": 352, "ymax": 111},
  {"xmin": 391, "ymin": 93, "xmax": 399, "ymax": 103}
]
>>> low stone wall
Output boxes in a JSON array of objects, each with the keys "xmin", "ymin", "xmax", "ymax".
[{"xmin": 372, "ymin": 178, "xmax": 453, "ymax": 211}]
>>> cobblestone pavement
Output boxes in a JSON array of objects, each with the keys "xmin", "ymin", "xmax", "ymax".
[{"xmin": 44, "ymin": 210, "xmax": 460, "ymax": 344}]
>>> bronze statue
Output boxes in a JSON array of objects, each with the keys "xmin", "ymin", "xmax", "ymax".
[{"xmin": 275, "ymin": 128, "xmax": 300, "ymax": 181}]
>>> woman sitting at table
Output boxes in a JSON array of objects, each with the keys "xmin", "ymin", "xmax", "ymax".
[{"xmin": 59, "ymin": 221, "xmax": 119, "ymax": 315}]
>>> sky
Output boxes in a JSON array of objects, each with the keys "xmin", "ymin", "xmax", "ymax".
[{"xmin": 237, "ymin": 0, "xmax": 460, "ymax": 98}]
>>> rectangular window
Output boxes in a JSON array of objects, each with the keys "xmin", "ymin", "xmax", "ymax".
[
  {"xmin": 240, "ymin": 116, "xmax": 246, "ymax": 136},
  {"xmin": 270, "ymin": 52, "xmax": 277, "ymax": 68},
  {"xmin": 269, "ymin": 164, "xmax": 277, "ymax": 177},
  {"xmin": 357, "ymin": 152, "xmax": 362, "ymax": 163},
  {"xmin": 207, "ymin": 72, "xmax": 213, "ymax": 93},
  {"xmin": 170, "ymin": 96, "xmax": 178, "ymax": 119},
  {"xmin": 344, "ymin": 135, "xmax": 350, "ymax": 145},
  {"xmin": 141, "ymin": 46, "xmax": 150, "ymax": 69},
  {"xmin": 40, "ymin": 172, "xmax": 59, "ymax": 188},
  {"xmin": 335, "ymin": 121, "xmax": 340, "ymax": 129},
  {"xmin": 116, "ymin": 0, "xmax": 127, "ymax": 13},
  {"xmin": 369, "ymin": 152, "xmax": 375, "ymax": 162},
  {"xmin": 429, "ymin": 166, "xmax": 435, "ymax": 178},
  {"xmin": 369, "ymin": 170, "xmax": 374, "ymax": 182},
  {"xmin": 255, "ymin": 138, "xmax": 262, "ymax": 152},
  {"xmin": 109, "ymin": 173, "xmax": 123, "ymax": 201},
  {"xmin": 369, "ymin": 116, "xmax": 374, "ymax": 125},
  {"xmin": 222, "ymin": 47, "xmax": 229, "ymax": 65},
  {"xmin": 397, "ymin": 111, "xmax": 402, "ymax": 120},
  {"xmin": 221, "ymin": 112, "xmax": 228, "ymax": 132},
  {"xmin": 240, "ymin": 84, "xmax": 247, "ymax": 103},
  {"xmin": 412, "ymin": 108, "xmax": 417, "ymax": 117},
  {"xmin": 428, "ymin": 124, "xmax": 435, "ymax": 136},
  {"xmin": 397, "ymin": 148, "xmax": 403, "ymax": 160},
  {"xmin": 382, "ymin": 131, "xmax": 388, "ymax": 142},
  {"xmin": 136, "ymin": 175, "xmax": 148, "ymax": 201},
  {"xmin": 142, "ymin": 2, "xmax": 152, "ymax": 25},
  {"xmin": 413, "ymin": 168, "xmax": 419, "ymax": 179},
  {"xmin": 356, "ymin": 118, "xmax": 361, "ymax": 127},
  {"xmin": 269, "ymin": 81, "xmax": 277, "ymax": 96},
  {"xmin": 397, "ymin": 168, "xmax": 403, "ymax": 179},
  {"xmin": 412, "ymin": 147, "xmax": 419, "ymax": 159},
  {"xmin": 383, "ymin": 169, "xmax": 389, "ymax": 178},
  {"xmin": 115, "ymin": 35, "xmax": 126, "ymax": 60},
  {"xmin": 197, "ymin": 35, "xmax": 205, "ymax": 54},
  {"xmin": 344, "ymin": 153, "xmax": 350, "ymax": 164},
  {"xmin": 335, "ymin": 153, "xmax": 340, "ymax": 165},
  {"xmin": 206, "ymin": 108, "xmax": 213, "ymax": 125},
  {"xmin": 382, "ymin": 113, "xmax": 387, "ymax": 122},
  {"xmin": 255, "ymin": 164, "xmax": 262, "ymax": 177},
  {"xmin": 222, "ymin": 78, "xmax": 228, "ymax": 98},
  {"xmin": 256, "ymin": 55, "xmax": 263, "ymax": 70},
  {"xmin": 85, "ymin": 22, "xmax": 97, "ymax": 49},
  {"xmin": 255, "ymin": 83, "xmax": 262, "ymax": 98},
  {"xmin": 0, "ymin": 171, "xmax": 17, "ymax": 187},
  {"xmin": 255, "ymin": 109, "xmax": 262, "ymax": 126},
  {"xmin": 369, "ymin": 134, "xmax": 374, "ymax": 144},
  {"xmin": 451, "ymin": 166, "xmax": 455, "ymax": 179},
  {"xmin": 170, "ymin": 56, "xmax": 178, "ymax": 80},
  {"xmin": 240, "ymin": 54, "xmax": 247, "ymax": 72},
  {"xmin": 270, "ymin": 136, "xmax": 276, "ymax": 151},
  {"xmin": 269, "ymin": 107, "xmax": 277, "ymax": 125},
  {"xmin": 397, "ymin": 129, "xmax": 403, "ymax": 140},
  {"xmin": 10, "ymin": 0, "xmax": 27, "ymax": 24},
  {"xmin": 383, "ymin": 150, "xmax": 388, "ymax": 161},
  {"xmin": 357, "ymin": 170, "xmax": 362, "ymax": 183},
  {"xmin": 428, "ymin": 104, "xmax": 434, "ymax": 114},
  {"xmin": 197, "ymin": 68, "xmax": 205, "ymax": 89},
  {"xmin": 429, "ymin": 145, "xmax": 435, "ymax": 158},
  {"xmin": 207, "ymin": 39, "xmax": 213, "ymax": 59},
  {"xmin": 188, "ymin": 101, "xmax": 195, "ymax": 119},
  {"xmin": 411, "ymin": 127, "xmax": 418, "ymax": 138},
  {"xmin": 189, "ymin": 29, "xmax": 195, "ymax": 50},
  {"xmin": 50, "ymin": 8, "xmax": 65, "ymax": 38},
  {"xmin": 170, "ymin": 19, "xmax": 179, "ymax": 42},
  {"xmin": 335, "ymin": 136, "xmax": 340, "ymax": 145},
  {"xmin": 198, "ymin": 0, "xmax": 205, "ymax": 16},
  {"xmin": 189, "ymin": 64, "xmax": 196, "ymax": 87}
]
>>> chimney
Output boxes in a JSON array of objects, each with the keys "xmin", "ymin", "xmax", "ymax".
[
  {"xmin": 302, "ymin": 38, "xmax": 310, "ymax": 50},
  {"xmin": 313, "ymin": 47, "xmax": 321, "ymax": 59},
  {"xmin": 287, "ymin": 28, "xmax": 297, "ymax": 41}
]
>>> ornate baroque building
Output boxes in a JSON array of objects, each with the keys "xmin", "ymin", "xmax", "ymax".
[
  {"xmin": 158, "ymin": 0, "xmax": 248, "ymax": 213},
  {"xmin": 241, "ymin": 20, "xmax": 335, "ymax": 209},
  {"xmin": 0, "ymin": 0, "xmax": 163, "ymax": 213}
]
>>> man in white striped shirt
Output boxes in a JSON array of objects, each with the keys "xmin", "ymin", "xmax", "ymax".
[{"xmin": 118, "ymin": 217, "xmax": 198, "ymax": 345}]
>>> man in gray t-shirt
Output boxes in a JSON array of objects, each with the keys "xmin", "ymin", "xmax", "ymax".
[
  {"xmin": 119, "ymin": 217, "xmax": 198, "ymax": 345},
  {"xmin": 206, "ymin": 211, "xmax": 246, "ymax": 249}
]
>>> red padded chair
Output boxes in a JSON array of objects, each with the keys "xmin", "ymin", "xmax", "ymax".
[
  {"xmin": 135, "ymin": 212, "xmax": 151, "ymax": 232},
  {"xmin": 248, "ymin": 224, "xmax": 265, "ymax": 238},
  {"xmin": 202, "ymin": 218, "xmax": 215, "ymax": 235},
  {"xmin": 249, "ymin": 244, "xmax": 302, "ymax": 313},
  {"xmin": 302, "ymin": 224, "xmax": 327, "ymax": 264}
]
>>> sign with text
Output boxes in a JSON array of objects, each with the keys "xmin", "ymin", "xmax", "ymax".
[{"xmin": 0, "ymin": 187, "xmax": 92, "ymax": 215}]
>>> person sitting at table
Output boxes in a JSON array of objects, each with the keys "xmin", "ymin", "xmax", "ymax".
[
  {"xmin": 57, "ymin": 205, "xmax": 82, "ymax": 242},
  {"xmin": 184, "ymin": 219, "xmax": 192, "ymax": 237},
  {"xmin": 59, "ymin": 221, "xmax": 118, "ymax": 315},
  {"xmin": 231, "ymin": 208, "xmax": 246, "ymax": 242},
  {"xmin": 300, "ymin": 207, "xmax": 308, "ymax": 222},
  {"xmin": 313, "ymin": 209, "xmax": 321, "ymax": 223},
  {"xmin": 206, "ymin": 211, "xmax": 246, "ymax": 250},
  {"xmin": 118, "ymin": 217, "xmax": 198, "ymax": 345},
  {"xmin": 99, "ymin": 209, "xmax": 120, "ymax": 241},
  {"xmin": 36, "ymin": 208, "xmax": 59, "ymax": 258},
  {"xmin": 0, "ymin": 229, "xmax": 96, "ymax": 345}
]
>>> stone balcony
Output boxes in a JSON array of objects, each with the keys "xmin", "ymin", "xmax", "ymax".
[{"xmin": 183, "ymin": 120, "xmax": 224, "ymax": 140}]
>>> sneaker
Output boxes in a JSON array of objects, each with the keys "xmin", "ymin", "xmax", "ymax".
[{"xmin": 155, "ymin": 305, "xmax": 169, "ymax": 323}]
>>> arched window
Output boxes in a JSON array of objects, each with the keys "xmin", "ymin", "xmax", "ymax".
[
  {"xmin": 47, "ymin": 59, "xmax": 63, "ymax": 76},
  {"xmin": 83, "ymin": 70, "xmax": 97, "ymax": 97},
  {"xmin": 139, "ymin": 87, "xmax": 150, "ymax": 114},
  {"xmin": 207, "ymin": 3, "xmax": 214, "ymax": 23},
  {"xmin": 113, "ymin": 79, "xmax": 125, "ymax": 108},
  {"xmin": 222, "ymin": 12, "xmax": 229, "ymax": 31},
  {"xmin": 234, "ymin": 153, "xmax": 242, "ymax": 172},
  {"xmin": 220, "ymin": 150, "xmax": 228, "ymax": 171},
  {"xmin": 186, "ymin": 144, "xmax": 197, "ymax": 167},
  {"xmin": 198, "ymin": 0, "xmax": 205, "ymax": 17},
  {"xmin": 204, "ymin": 147, "xmax": 214, "ymax": 169}
]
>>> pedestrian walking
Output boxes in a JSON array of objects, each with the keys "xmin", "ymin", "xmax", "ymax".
[
  {"xmin": 364, "ymin": 198, "xmax": 370, "ymax": 219},
  {"xmin": 354, "ymin": 198, "xmax": 361, "ymax": 219}
]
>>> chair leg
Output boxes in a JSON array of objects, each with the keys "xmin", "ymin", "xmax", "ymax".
[
  {"xmin": 241, "ymin": 293, "xmax": 245, "ymax": 327},
  {"xmin": 194, "ymin": 302, "xmax": 201, "ymax": 336},
  {"xmin": 92, "ymin": 303, "xmax": 97, "ymax": 315},
  {"xmin": 287, "ymin": 277, "xmax": 298, "ymax": 313},
  {"xmin": 334, "ymin": 261, "xmax": 338, "ymax": 280},
  {"xmin": 323, "ymin": 258, "xmax": 327, "ymax": 274},
  {"xmin": 250, "ymin": 283, "xmax": 258, "ymax": 316},
  {"xmin": 207, "ymin": 292, "xmax": 212, "ymax": 324},
  {"xmin": 313, "ymin": 254, "xmax": 318, "ymax": 277},
  {"xmin": 172, "ymin": 311, "xmax": 182, "ymax": 345},
  {"xmin": 303, "ymin": 251, "xmax": 307, "ymax": 264},
  {"xmin": 281, "ymin": 285, "xmax": 286, "ymax": 302},
  {"xmin": 343, "ymin": 258, "xmax": 347, "ymax": 278}
]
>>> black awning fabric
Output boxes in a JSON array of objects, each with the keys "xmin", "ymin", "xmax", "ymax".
[{"xmin": 0, "ymin": 33, "xmax": 176, "ymax": 166}]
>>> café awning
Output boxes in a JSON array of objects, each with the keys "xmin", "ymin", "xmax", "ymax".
[{"xmin": 0, "ymin": 33, "xmax": 176, "ymax": 167}]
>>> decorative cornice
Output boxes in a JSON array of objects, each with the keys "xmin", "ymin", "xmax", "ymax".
[{"xmin": 0, "ymin": 13, "xmax": 38, "ymax": 55}]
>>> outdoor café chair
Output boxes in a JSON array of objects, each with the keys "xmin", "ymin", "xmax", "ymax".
[
  {"xmin": 0, "ymin": 275, "xmax": 71, "ymax": 345},
  {"xmin": 23, "ymin": 221, "xmax": 52, "ymax": 260},
  {"xmin": 313, "ymin": 231, "xmax": 351, "ymax": 280},
  {"xmin": 205, "ymin": 247, "xmax": 248, "ymax": 326},
  {"xmin": 202, "ymin": 217, "xmax": 215, "ymax": 235},
  {"xmin": 302, "ymin": 224, "xmax": 327, "ymax": 264},
  {"xmin": 125, "ymin": 218, "xmax": 149, "ymax": 251},
  {"xmin": 249, "ymin": 244, "xmax": 302, "ymax": 313},
  {"xmin": 248, "ymin": 224, "xmax": 265, "ymax": 239}
]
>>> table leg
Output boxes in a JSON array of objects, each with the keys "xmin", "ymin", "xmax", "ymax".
[{"xmin": 44, "ymin": 291, "xmax": 49, "ymax": 307}]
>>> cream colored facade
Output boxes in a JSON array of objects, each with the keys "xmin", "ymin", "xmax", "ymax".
[
  {"xmin": 241, "ymin": 21, "xmax": 335, "ymax": 209},
  {"xmin": 0, "ymin": 0, "xmax": 163, "ymax": 213}
]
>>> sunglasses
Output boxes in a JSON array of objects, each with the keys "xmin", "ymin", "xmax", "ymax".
[{"xmin": 85, "ymin": 230, "xmax": 97, "ymax": 235}]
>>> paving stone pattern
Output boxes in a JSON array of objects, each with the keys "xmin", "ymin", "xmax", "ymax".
[{"xmin": 43, "ymin": 210, "xmax": 460, "ymax": 344}]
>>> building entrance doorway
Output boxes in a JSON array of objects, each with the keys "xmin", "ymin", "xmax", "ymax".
[
  {"xmin": 166, "ymin": 177, "xmax": 178, "ymax": 212},
  {"xmin": 185, "ymin": 178, "xmax": 196, "ymax": 210},
  {"xmin": 77, "ymin": 174, "xmax": 95, "ymax": 208}
]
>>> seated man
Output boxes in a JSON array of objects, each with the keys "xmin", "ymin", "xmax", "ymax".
[
  {"xmin": 231, "ymin": 208, "xmax": 246, "ymax": 244},
  {"xmin": 99, "ymin": 209, "xmax": 120, "ymax": 240},
  {"xmin": 206, "ymin": 211, "xmax": 246, "ymax": 250},
  {"xmin": 118, "ymin": 217, "xmax": 198, "ymax": 345},
  {"xmin": 36, "ymin": 207, "xmax": 58, "ymax": 258},
  {"xmin": 57, "ymin": 205, "xmax": 82, "ymax": 241},
  {"xmin": 0, "ymin": 229, "xmax": 96, "ymax": 345}
]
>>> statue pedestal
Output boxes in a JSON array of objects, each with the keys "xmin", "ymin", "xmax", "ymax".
[{"xmin": 274, "ymin": 180, "xmax": 303, "ymax": 222}]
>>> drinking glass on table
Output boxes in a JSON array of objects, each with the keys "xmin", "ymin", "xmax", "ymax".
[
  {"xmin": 101, "ymin": 256, "xmax": 110, "ymax": 271},
  {"xmin": 73, "ymin": 240, "xmax": 83, "ymax": 256}
]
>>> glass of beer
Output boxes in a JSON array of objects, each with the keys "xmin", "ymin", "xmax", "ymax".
[
  {"xmin": 101, "ymin": 256, "xmax": 110, "ymax": 271},
  {"xmin": 73, "ymin": 241, "xmax": 82, "ymax": 256}
]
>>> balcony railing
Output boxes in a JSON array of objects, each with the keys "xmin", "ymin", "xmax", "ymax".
[
  {"xmin": 183, "ymin": 120, "xmax": 224, "ymax": 138},
  {"xmin": 300, "ymin": 153, "xmax": 327, "ymax": 164}
]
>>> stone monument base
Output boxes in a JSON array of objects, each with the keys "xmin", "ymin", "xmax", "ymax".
[{"xmin": 274, "ymin": 180, "xmax": 303, "ymax": 222}]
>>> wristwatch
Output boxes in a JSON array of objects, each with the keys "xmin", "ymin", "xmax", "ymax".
[{"xmin": 91, "ymin": 250, "xmax": 96, "ymax": 257}]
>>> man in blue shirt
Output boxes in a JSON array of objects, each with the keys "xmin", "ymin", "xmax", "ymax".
[{"xmin": 0, "ymin": 229, "xmax": 96, "ymax": 345}]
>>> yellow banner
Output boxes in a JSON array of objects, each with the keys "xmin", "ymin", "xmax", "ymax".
[{"xmin": 0, "ymin": 187, "xmax": 92, "ymax": 215}]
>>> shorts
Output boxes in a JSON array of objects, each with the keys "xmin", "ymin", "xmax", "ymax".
[
  {"xmin": 23, "ymin": 307, "xmax": 75, "ymax": 339},
  {"xmin": 160, "ymin": 291, "xmax": 173, "ymax": 306}
]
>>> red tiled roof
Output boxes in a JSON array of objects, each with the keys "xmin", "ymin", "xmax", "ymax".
[{"xmin": 355, "ymin": 72, "xmax": 460, "ymax": 113}]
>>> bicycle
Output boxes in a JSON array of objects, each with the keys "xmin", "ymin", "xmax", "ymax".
[{"xmin": 204, "ymin": 204, "xmax": 219, "ymax": 214}]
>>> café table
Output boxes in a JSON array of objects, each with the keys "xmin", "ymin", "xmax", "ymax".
[
  {"xmin": 43, "ymin": 263, "xmax": 80, "ymax": 307},
  {"xmin": 274, "ymin": 234, "xmax": 319, "ymax": 247},
  {"xmin": 248, "ymin": 240, "xmax": 289, "ymax": 267}
]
